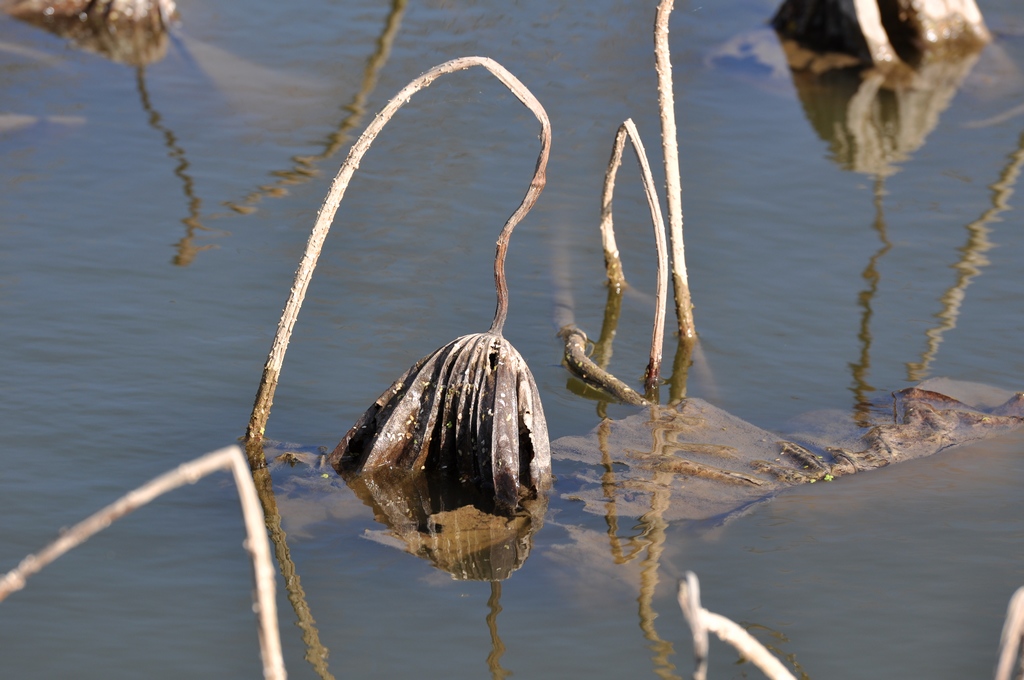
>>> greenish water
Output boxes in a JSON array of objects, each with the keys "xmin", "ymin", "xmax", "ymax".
[{"xmin": 2, "ymin": 1, "xmax": 1023, "ymax": 678}]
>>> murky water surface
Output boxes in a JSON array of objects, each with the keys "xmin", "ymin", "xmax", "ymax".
[{"xmin": 2, "ymin": 1, "xmax": 1023, "ymax": 678}]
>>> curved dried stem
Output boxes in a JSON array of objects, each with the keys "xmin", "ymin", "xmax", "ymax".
[
  {"xmin": 599, "ymin": 118, "xmax": 669, "ymax": 393},
  {"xmin": 0, "ymin": 447, "xmax": 285, "ymax": 680},
  {"xmin": 245, "ymin": 56, "xmax": 552, "ymax": 462},
  {"xmin": 677, "ymin": 572, "xmax": 797, "ymax": 680},
  {"xmin": 655, "ymin": 0, "xmax": 696, "ymax": 342}
]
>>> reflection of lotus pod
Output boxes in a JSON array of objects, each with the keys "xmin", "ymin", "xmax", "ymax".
[
  {"xmin": 328, "ymin": 331, "xmax": 551, "ymax": 512},
  {"xmin": 6, "ymin": 0, "xmax": 176, "ymax": 66},
  {"xmin": 347, "ymin": 467, "xmax": 547, "ymax": 581}
]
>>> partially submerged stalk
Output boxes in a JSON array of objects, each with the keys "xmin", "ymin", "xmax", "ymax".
[
  {"xmin": 245, "ymin": 57, "xmax": 550, "ymax": 472},
  {"xmin": 655, "ymin": 0, "xmax": 696, "ymax": 343},
  {"xmin": 559, "ymin": 1, "xmax": 698, "ymax": 406},
  {"xmin": 600, "ymin": 119, "xmax": 669, "ymax": 392},
  {"xmin": 560, "ymin": 118, "xmax": 669, "ymax": 401}
]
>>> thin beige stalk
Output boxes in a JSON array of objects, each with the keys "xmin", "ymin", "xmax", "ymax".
[
  {"xmin": 599, "ymin": 133, "xmax": 626, "ymax": 287},
  {"xmin": 678, "ymin": 572, "xmax": 797, "ymax": 680},
  {"xmin": 599, "ymin": 119, "xmax": 669, "ymax": 392},
  {"xmin": 244, "ymin": 56, "xmax": 552, "ymax": 463},
  {"xmin": 995, "ymin": 586, "xmax": 1024, "ymax": 680},
  {"xmin": 655, "ymin": 0, "xmax": 695, "ymax": 341},
  {"xmin": 0, "ymin": 446, "xmax": 286, "ymax": 680}
]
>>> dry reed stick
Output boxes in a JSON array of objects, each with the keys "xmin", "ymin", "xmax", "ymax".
[
  {"xmin": 678, "ymin": 572, "xmax": 797, "ymax": 680},
  {"xmin": 995, "ymin": 586, "xmax": 1024, "ymax": 680},
  {"xmin": 245, "ymin": 56, "xmax": 551, "ymax": 466},
  {"xmin": 0, "ymin": 446, "xmax": 286, "ymax": 680},
  {"xmin": 599, "ymin": 119, "xmax": 669, "ymax": 393},
  {"xmin": 655, "ymin": 0, "xmax": 696, "ymax": 342}
]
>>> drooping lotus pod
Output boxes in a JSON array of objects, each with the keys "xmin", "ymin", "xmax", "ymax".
[
  {"xmin": 328, "ymin": 331, "xmax": 551, "ymax": 511},
  {"xmin": 306, "ymin": 58, "xmax": 554, "ymax": 513}
]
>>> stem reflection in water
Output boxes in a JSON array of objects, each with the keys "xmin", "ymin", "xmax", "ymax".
[
  {"xmin": 223, "ymin": 0, "xmax": 407, "ymax": 215},
  {"xmin": 134, "ymin": 66, "xmax": 220, "ymax": 267},
  {"xmin": 849, "ymin": 175, "xmax": 893, "ymax": 425},
  {"xmin": 486, "ymin": 581, "xmax": 511, "ymax": 680},
  {"xmin": 133, "ymin": 0, "xmax": 407, "ymax": 264},
  {"xmin": 250, "ymin": 459, "xmax": 337, "ymax": 680},
  {"xmin": 597, "ymin": 412, "xmax": 681, "ymax": 680},
  {"xmin": 906, "ymin": 130, "xmax": 1024, "ymax": 381}
]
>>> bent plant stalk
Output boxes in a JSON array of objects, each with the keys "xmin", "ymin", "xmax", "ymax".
[
  {"xmin": 0, "ymin": 447, "xmax": 286, "ymax": 680},
  {"xmin": 560, "ymin": 118, "xmax": 668, "ymax": 401},
  {"xmin": 600, "ymin": 118, "xmax": 669, "ymax": 393},
  {"xmin": 678, "ymin": 572, "xmax": 797, "ymax": 680},
  {"xmin": 245, "ymin": 56, "xmax": 549, "ymax": 468}
]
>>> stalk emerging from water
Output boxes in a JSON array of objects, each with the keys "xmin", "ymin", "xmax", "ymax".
[
  {"xmin": 655, "ymin": 0, "xmax": 696, "ymax": 343},
  {"xmin": 559, "ymin": 118, "xmax": 668, "ymax": 401}
]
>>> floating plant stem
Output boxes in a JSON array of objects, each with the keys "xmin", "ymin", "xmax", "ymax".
[
  {"xmin": 558, "ymin": 325, "xmax": 647, "ymax": 407},
  {"xmin": 245, "ymin": 56, "xmax": 551, "ymax": 472}
]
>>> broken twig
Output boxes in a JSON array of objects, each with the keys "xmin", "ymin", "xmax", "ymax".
[{"xmin": 995, "ymin": 586, "xmax": 1024, "ymax": 680}]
